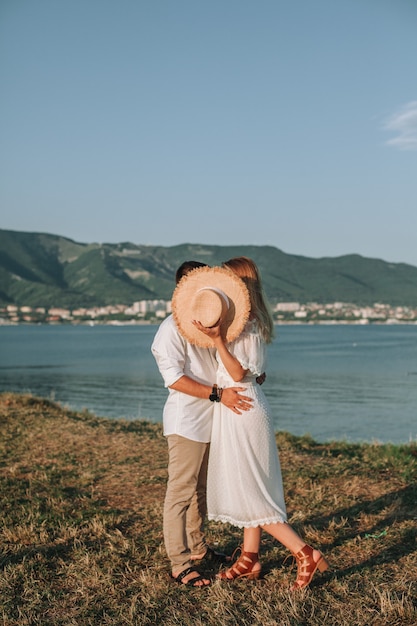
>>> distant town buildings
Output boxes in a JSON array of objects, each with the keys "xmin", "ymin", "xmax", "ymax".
[
  {"xmin": 272, "ymin": 301, "xmax": 417, "ymax": 323},
  {"xmin": 1, "ymin": 300, "xmax": 416, "ymax": 325}
]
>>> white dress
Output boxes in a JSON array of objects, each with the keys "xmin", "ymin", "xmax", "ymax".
[{"xmin": 207, "ymin": 319, "xmax": 287, "ymax": 528}]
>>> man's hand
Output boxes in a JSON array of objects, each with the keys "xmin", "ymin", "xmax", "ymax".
[{"xmin": 221, "ymin": 387, "xmax": 253, "ymax": 414}]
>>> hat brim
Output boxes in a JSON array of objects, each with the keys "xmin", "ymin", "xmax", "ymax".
[{"xmin": 172, "ymin": 266, "xmax": 250, "ymax": 348}]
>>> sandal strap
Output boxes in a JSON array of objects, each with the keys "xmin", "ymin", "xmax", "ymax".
[
  {"xmin": 293, "ymin": 544, "xmax": 328, "ymax": 589},
  {"xmin": 295, "ymin": 545, "xmax": 314, "ymax": 582},
  {"xmin": 174, "ymin": 566, "xmax": 208, "ymax": 586},
  {"xmin": 228, "ymin": 551, "xmax": 259, "ymax": 578}
]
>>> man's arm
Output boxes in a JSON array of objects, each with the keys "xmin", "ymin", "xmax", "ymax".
[{"xmin": 170, "ymin": 376, "xmax": 253, "ymax": 415}]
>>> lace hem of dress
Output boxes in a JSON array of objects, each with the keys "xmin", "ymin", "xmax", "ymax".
[{"xmin": 208, "ymin": 513, "xmax": 287, "ymax": 528}]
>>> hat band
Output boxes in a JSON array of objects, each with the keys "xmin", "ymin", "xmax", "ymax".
[{"xmin": 196, "ymin": 287, "xmax": 230, "ymax": 310}]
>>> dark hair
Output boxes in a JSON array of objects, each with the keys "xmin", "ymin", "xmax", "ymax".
[{"xmin": 175, "ymin": 261, "xmax": 208, "ymax": 284}]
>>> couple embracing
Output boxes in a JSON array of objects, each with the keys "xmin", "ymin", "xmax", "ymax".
[{"xmin": 151, "ymin": 257, "xmax": 328, "ymax": 589}]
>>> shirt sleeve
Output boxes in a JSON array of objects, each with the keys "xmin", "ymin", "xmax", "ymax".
[
  {"xmin": 151, "ymin": 318, "xmax": 187, "ymax": 388},
  {"xmin": 231, "ymin": 329, "xmax": 266, "ymax": 377}
]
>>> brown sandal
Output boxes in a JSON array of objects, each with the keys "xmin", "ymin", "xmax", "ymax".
[
  {"xmin": 292, "ymin": 544, "xmax": 329, "ymax": 590},
  {"xmin": 217, "ymin": 549, "xmax": 261, "ymax": 581}
]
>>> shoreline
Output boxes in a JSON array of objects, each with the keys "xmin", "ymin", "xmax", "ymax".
[
  {"xmin": 1, "ymin": 390, "xmax": 416, "ymax": 447},
  {"xmin": 1, "ymin": 319, "xmax": 417, "ymax": 327}
]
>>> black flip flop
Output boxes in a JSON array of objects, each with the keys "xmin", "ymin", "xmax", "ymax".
[
  {"xmin": 193, "ymin": 546, "xmax": 232, "ymax": 564},
  {"xmin": 171, "ymin": 566, "xmax": 211, "ymax": 587}
]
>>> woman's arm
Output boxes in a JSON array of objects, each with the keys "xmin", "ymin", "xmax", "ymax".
[{"xmin": 192, "ymin": 320, "xmax": 248, "ymax": 382}]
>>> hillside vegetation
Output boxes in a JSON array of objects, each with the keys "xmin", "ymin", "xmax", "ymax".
[
  {"xmin": 1, "ymin": 229, "xmax": 417, "ymax": 308},
  {"xmin": 1, "ymin": 392, "xmax": 416, "ymax": 625}
]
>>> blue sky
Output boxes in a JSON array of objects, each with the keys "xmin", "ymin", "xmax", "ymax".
[{"xmin": 1, "ymin": 0, "xmax": 417, "ymax": 265}]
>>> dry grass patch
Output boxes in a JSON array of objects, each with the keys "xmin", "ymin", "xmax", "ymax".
[{"xmin": 1, "ymin": 392, "xmax": 416, "ymax": 625}]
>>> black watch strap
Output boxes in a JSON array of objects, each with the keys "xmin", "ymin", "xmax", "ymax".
[{"xmin": 209, "ymin": 384, "xmax": 219, "ymax": 402}]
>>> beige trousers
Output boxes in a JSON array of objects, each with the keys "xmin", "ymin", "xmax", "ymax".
[{"xmin": 163, "ymin": 434, "xmax": 210, "ymax": 573}]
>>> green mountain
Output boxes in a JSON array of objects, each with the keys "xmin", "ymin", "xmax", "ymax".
[{"xmin": 1, "ymin": 229, "xmax": 417, "ymax": 307}]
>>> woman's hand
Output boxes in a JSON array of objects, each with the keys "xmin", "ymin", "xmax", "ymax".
[{"xmin": 192, "ymin": 319, "xmax": 223, "ymax": 341}]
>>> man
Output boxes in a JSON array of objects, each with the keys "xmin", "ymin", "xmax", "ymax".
[{"xmin": 151, "ymin": 261, "xmax": 253, "ymax": 587}]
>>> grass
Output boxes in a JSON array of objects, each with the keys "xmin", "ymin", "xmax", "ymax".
[{"xmin": 1, "ymin": 392, "xmax": 416, "ymax": 625}]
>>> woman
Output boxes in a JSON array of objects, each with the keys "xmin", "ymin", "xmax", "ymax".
[{"xmin": 193, "ymin": 257, "xmax": 329, "ymax": 589}]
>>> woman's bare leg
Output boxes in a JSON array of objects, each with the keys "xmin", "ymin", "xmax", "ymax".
[
  {"xmin": 243, "ymin": 526, "xmax": 261, "ymax": 552},
  {"xmin": 261, "ymin": 521, "xmax": 305, "ymax": 554},
  {"xmin": 217, "ymin": 526, "xmax": 262, "ymax": 579},
  {"xmin": 262, "ymin": 521, "xmax": 328, "ymax": 588}
]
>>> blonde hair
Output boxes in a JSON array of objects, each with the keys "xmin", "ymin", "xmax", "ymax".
[{"xmin": 222, "ymin": 256, "xmax": 274, "ymax": 343}]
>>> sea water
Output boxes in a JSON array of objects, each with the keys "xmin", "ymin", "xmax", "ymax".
[{"xmin": 0, "ymin": 323, "xmax": 416, "ymax": 444}]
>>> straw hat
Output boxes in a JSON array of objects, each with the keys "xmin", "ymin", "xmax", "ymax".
[{"xmin": 172, "ymin": 265, "xmax": 251, "ymax": 348}]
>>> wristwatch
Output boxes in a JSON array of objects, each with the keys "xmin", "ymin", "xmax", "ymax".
[{"xmin": 209, "ymin": 384, "xmax": 219, "ymax": 402}]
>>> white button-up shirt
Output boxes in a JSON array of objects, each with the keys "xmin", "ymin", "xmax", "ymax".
[{"xmin": 151, "ymin": 315, "xmax": 217, "ymax": 443}]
